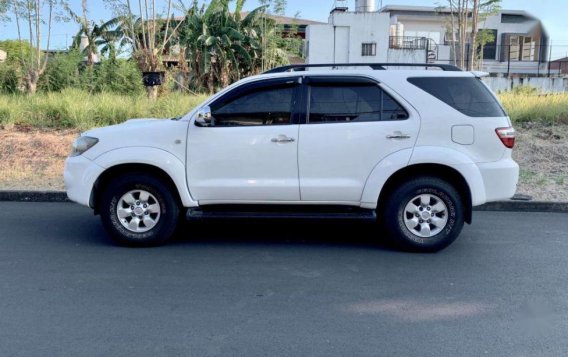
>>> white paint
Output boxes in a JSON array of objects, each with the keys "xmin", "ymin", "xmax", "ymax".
[
  {"xmin": 65, "ymin": 69, "xmax": 519, "ymax": 213},
  {"xmin": 452, "ymin": 125, "xmax": 475, "ymax": 145},
  {"xmin": 334, "ymin": 27, "xmax": 350, "ymax": 63},
  {"xmin": 298, "ymin": 87, "xmax": 420, "ymax": 202},
  {"xmin": 387, "ymin": 48, "xmax": 425, "ymax": 63},
  {"xmin": 307, "ymin": 11, "xmax": 390, "ymax": 64},
  {"xmin": 187, "ymin": 124, "xmax": 301, "ymax": 201}
]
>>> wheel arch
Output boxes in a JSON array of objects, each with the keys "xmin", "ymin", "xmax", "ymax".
[
  {"xmin": 90, "ymin": 163, "xmax": 188, "ymax": 214},
  {"xmin": 377, "ymin": 164, "xmax": 473, "ymax": 224}
]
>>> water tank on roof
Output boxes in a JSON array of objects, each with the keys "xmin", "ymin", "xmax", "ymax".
[{"xmin": 355, "ymin": 0, "xmax": 376, "ymax": 12}]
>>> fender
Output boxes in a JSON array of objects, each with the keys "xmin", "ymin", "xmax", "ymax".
[
  {"xmin": 360, "ymin": 148, "xmax": 414, "ymax": 209},
  {"xmin": 93, "ymin": 147, "xmax": 198, "ymax": 207},
  {"xmin": 360, "ymin": 146, "xmax": 487, "ymax": 209}
]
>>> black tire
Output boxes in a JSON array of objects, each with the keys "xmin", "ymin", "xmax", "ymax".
[
  {"xmin": 99, "ymin": 174, "xmax": 180, "ymax": 247},
  {"xmin": 382, "ymin": 177, "xmax": 464, "ymax": 252}
]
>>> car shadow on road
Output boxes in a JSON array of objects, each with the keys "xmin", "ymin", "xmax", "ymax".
[{"xmin": 170, "ymin": 219, "xmax": 399, "ymax": 251}]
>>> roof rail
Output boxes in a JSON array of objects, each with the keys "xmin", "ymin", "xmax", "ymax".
[{"xmin": 264, "ymin": 63, "xmax": 462, "ymax": 74}]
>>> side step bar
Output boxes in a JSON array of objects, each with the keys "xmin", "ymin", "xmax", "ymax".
[{"xmin": 186, "ymin": 206, "xmax": 377, "ymax": 221}]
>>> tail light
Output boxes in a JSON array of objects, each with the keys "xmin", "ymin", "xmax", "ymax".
[{"xmin": 495, "ymin": 127, "xmax": 516, "ymax": 149}]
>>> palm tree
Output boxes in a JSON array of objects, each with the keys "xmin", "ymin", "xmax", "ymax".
[
  {"xmin": 178, "ymin": 0, "xmax": 284, "ymax": 93},
  {"xmin": 67, "ymin": 4, "xmax": 125, "ymax": 65}
]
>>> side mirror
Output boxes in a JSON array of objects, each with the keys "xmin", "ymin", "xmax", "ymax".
[{"xmin": 195, "ymin": 106, "xmax": 213, "ymax": 127}]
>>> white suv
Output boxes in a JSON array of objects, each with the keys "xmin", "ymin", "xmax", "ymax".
[{"xmin": 64, "ymin": 63, "xmax": 519, "ymax": 252}]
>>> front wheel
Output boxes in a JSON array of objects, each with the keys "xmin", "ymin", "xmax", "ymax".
[
  {"xmin": 382, "ymin": 177, "xmax": 465, "ymax": 252},
  {"xmin": 99, "ymin": 174, "xmax": 180, "ymax": 247}
]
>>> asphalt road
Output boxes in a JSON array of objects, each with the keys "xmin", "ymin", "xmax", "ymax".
[{"xmin": 0, "ymin": 202, "xmax": 567, "ymax": 356}]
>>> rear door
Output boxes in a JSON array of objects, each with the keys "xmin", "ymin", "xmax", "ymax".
[{"xmin": 298, "ymin": 76, "xmax": 420, "ymax": 202}]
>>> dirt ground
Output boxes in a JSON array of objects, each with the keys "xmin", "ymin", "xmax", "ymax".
[
  {"xmin": 0, "ymin": 125, "xmax": 566, "ymax": 201},
  {"xmin": 512, "ymin": 124, "xmax": 568, "ymax": 201},
  {"xmin": 0, "ymin": 128, "xmax": 77, "ymax": 190}
]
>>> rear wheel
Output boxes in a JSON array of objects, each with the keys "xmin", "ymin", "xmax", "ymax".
[
  {"xmin": 99, "ymin": 174, "xmax": 180, "ymax": 247},
  {"xmin": 382, "ymin": 177, "xmax": 464, "ymax": 252}
]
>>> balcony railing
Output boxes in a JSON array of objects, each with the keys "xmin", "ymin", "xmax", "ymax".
[{"xmin": 389, "ymin": 36, "xmax": 428, "ymax": 50}]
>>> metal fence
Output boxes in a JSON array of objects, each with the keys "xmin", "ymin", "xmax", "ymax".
[
  {"xmin": 389, "ymin": 36, "xmax": 429, "ymax": 50},
  {"xmin": 395, "ymin": 40, "xmax": 568, "ymax": 77}
]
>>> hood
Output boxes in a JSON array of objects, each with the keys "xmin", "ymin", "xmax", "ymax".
[
  {"xmin": 83, "ymin": 118, "xmax": 174, "ymax": 138},
  {"xmin": 123, "ymin": 118, "xmax": 162, "ymax": 125}
]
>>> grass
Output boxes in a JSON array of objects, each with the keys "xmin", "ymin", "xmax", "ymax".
[
  {"xmin": 499, "ymin": 92, "xmax": 568, "ymax": 126},
  {"xmin": 1, "ymin": 89, "xmax": 568, "ymax": 130},
  {"xmin": 0, "ymin": 89, "xmax": 208, "ymax": 131},
  {"xmin": 0, "ymin": 94, "xmax": 567, "ymax": 199}
]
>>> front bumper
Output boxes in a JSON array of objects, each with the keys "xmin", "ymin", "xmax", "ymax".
[{"xmin": 64, "ymin": 155, "xmax": 105, "ymax": 208}]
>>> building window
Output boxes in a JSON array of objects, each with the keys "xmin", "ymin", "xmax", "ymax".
[
  {"xmin": 361, "ymin": 43, "xmax": 376, "ymax": 56},
  {"xmin": 501, "ymin": 14, "xmax": 527, "ymax": 23},
  {"xmin": 507, "ymin": 35, "xmax": 536, "ymax": 62}
]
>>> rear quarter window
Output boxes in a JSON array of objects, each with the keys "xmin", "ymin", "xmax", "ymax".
[{"xmin": 408, "ymin": 77, "xmax": 506, "ymax": 117}]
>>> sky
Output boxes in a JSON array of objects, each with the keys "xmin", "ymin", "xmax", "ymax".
[{"xmin": 2, "ymin": 0, "xmax": 568, "ymax": 59}]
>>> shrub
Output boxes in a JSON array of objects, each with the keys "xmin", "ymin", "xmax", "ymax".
[
  {"xmin": 39, "ymin": 52, "xmax": 144, "ymax": 95},
  {"xmin": 0, "ymin": 40, "xmax": 33, "ymax": 65},
  {"xmin": 39, "ymin": 50, "xmax": 83, "ymax": 92},
  {"xmin": 0, "ymin": 63, "xmax": 21, "ymax": 94},
  {"xmin": 90, "ymin": 59, "xmax": 144, "ymax": 94}
]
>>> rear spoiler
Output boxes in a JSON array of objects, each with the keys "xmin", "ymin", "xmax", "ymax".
[{"xmin": 471, "ymin": 71, "xmax": 489, "ymax": 78}]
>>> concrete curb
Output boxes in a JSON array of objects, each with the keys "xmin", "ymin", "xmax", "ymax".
[
  {"xmin": 474, "ymin": 200, "xmax": 568, "ymax": 213},
  {"xmin": 0, "ymin": 191, "xmax": 69, "ymax": 203},
  {"xmin": 0, "ymin": 190, "xmax": 567, "ymax": 213}
]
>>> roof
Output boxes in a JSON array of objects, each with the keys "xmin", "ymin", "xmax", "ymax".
[
  {"xmin": 551, "ymin": 57, "xmax": 568, "ymax": 63},
  {"xmin": 173, "ymin": 12, "xmax": 323, "ymax": 26},
  {"xmin": 379, "ymin": 5, "xmax": 535, "ymax": 19},
  {"xmin": 240, "ymin": 12, "xmax": 324, "ymax": 26}
]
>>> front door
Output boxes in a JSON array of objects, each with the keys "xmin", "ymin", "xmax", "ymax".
[
  {"xmin": 187, "ymin": 78, "xmax": 301, "ymax": 202},
  {"xmin": 298, "ymin": 76, "xmax": 420, "ymax": 202}
]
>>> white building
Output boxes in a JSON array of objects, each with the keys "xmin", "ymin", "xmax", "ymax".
[
  {"xmin": 0, "ymin": 49, "xmax": 6, "ymax": 63},
  {"xmin": 306, "ymin": 1, "xmax": 551, "ymax": 75}
]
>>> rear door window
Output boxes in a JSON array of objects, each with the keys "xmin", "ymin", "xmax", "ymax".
[
  {"xmin": 307, "ymin": 78, "xmax": 408, "ymax": 124},
  {"xmin": 408, "ymin": 77, "xmax": 506, "ymax": 117}
]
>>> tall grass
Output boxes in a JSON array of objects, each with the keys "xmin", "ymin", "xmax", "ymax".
[
  {"xmin": 0, "ymin": 89, "xmax": 208, "ymax": 131},
  {"xmin": 499, "ymin": 92, "xmax": 568, "ymax": 126},
  {"xmin": 1, "ymin": 89, "xmax": 567, "ymax": 130}
]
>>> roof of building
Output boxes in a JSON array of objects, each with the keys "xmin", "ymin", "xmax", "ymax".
[
  {"xmin": 240, "ymin": 12, "xmax": 324, "ymax": 26},
  {"xmin": 174, "ymin": 12, "xmax": 324, "ymax": 26},
  {"xmin": 379, "ymin": 5, "xmax": 535, "ymax": 19}
]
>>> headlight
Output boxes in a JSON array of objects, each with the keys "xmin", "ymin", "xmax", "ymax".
[{"xmin": 70, "ymin": 136, "xmax": 99, "ymax": 157}]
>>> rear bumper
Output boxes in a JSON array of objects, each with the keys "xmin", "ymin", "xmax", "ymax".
[
  {"xmin": 64, "ymin": 155, "xmax": 104, "ymax": 208},
  {"xmin": 476, "ymin": 158, "xmax": 519, "ymax": 204}
]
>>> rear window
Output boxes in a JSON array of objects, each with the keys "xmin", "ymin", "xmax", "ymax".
[{"xmin": 408, "ymin": 77, "xmax": 506, "ymax": 117}]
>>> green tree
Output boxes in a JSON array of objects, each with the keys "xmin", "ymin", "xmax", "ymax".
[
  {"xmin": 4, "ymin": 0, "xmax": 65, "ymax": 94},
  {"xmin": 105, "ymin": 0, "xmax": 184, "ymax": 99},
  {"xmin": 0, "ymin": 39, "xmax": 33, "ymax": 65},
  {"xmin": 66, "ymin": 1, "xmax": 125, "ymax": 65},
  {"xmin": 179, "ymin": 0, "xmax": 272, "ymax": 93},
  {"xmin": 441, "ymin": 0, "xmax": 501, "ymax": 70}
]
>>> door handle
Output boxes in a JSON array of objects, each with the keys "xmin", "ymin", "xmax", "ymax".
[
  {"xmin": 271, "ymin": 135, "xmax": 295, "ymax": 143},
  {"xmin": 386, "ymin": 133, "xmax": 411, "ymax": 139}
]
